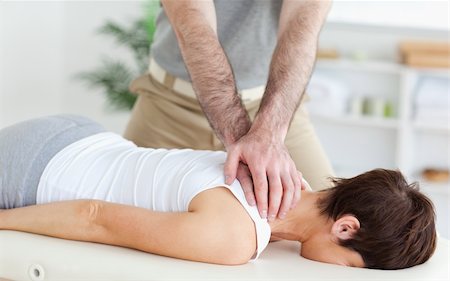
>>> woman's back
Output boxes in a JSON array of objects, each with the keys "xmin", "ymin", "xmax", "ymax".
[{"xmin": 38, "ymin": 132, "xmax": 228, "ymax": 211}]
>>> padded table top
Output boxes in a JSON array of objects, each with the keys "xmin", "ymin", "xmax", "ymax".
[{"xmin": 0, "ymin": 230, "xmax": 449, "ymax": 281}]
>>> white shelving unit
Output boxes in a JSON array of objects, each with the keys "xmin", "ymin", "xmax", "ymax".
[
  {"xmin": 308, "ymin": 58, "xmax": 449, "ymax": 238},
  {"xmin": 315, "ymin": 58, "xmax": 402, "ymax": 74},
  {"xmin": 310, "ymin": 58, "xmax": 449, "ymax": 175},
  {"xmin": 310, "ymin": 114, "xmax": 399, "ymax": 129}
]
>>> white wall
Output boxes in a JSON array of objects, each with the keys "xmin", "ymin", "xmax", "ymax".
[
  {"xmin": 328, "ymin": 0, "xmax": 449, "ymax": 31},
  {"xmin": 1, "ymin": 2, "xmax": 65, "ymax": 126},
  {"xmin": 0, "ymin": 1, "xmax": 145, "ymax": 133},
  {"xmin": 0, "ymin": 3, "xmax": 4, "ymax": 120}
]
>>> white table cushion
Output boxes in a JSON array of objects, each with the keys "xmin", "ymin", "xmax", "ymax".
[{"xmin": 0, "ymin": 230, "xmax": 449, "ymax": 281}]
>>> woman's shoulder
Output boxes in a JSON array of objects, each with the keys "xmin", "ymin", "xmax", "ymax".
[
  {"xmin": 189, "ymin": 187, "xmax": 255, "ymax": 231},
  {"xmin": 189, "ymin": 187, "xmax": 257, "ymax": 263}
]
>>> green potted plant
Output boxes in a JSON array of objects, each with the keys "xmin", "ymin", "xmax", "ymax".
[{"xmin": 78, "ymin": 1, "xmax": 160, "ymax": 110}]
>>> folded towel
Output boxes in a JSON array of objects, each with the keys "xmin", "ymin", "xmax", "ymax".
[
  {"xmin": 306, "ymin": 74, "xmax": 350, "ymax": 116},
  {"xmin": 415, "ymin": 107, "xmax": 450, "ymax": 125},
  {"xmin": 415, "ymin": 77, "xmax": 450, "ymax": 107}
]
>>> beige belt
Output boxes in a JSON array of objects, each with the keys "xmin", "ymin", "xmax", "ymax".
[{"xmin": 148, "ymin": 57, "xmax": 265, "ymax": 102}]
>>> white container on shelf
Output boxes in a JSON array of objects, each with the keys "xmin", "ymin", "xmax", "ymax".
[
  {"xmin": 414, "ymin": 76, "xmax": 450, "ymax": 127},
  {"xmin": 306, "ymin": 73, "xmax": 350, "ymax": 117},
  {"xmin": 349, "ymin": 96, "xmax": 364, "ymax": 116}
]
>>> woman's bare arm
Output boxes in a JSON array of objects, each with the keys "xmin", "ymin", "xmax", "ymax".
[{"xmin": 0, "ymin": 190, "xmax": 255, "ymax": 265}]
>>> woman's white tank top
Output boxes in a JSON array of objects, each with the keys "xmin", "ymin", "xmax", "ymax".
[{"xmin": 36, "ymin": 132, "xmax": 271, "ymax": 259}]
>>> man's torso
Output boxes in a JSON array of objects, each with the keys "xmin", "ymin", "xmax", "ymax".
[{"xmin": 151, "ymin": 0, "xmax": 283, "ymax": 90}]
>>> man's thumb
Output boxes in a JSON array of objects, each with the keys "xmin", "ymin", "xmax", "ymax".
[{"xmin": 224, "ymin": 150, "xmax": 239, "ymax": 185}]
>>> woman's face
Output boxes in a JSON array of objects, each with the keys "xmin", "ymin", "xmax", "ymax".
[{"xmin": 300, "ymin": 238, "xmax": 365, "ymax": 268}]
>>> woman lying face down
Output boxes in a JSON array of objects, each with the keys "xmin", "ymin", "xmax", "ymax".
[{"xmin": 0, "ymin": 115, "xmax": 436, "ymax": 270}]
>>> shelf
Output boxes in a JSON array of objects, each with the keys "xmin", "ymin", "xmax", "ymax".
[
  {"xmin": 409, "ymin": 67, "xmax": 450, "ymax": 79},
  {"xmin": 335, "ymin": 170, "xmax": 450, "ymax": 196},
  {"xmin": 325, "ymin": 20, "xmax": 449, "ymax": 35},
  {"xmin": 310, "ymin": 113, "xmax": 399, "ymax": 129},
  {"xmin": 316, "ymin": 58, "xmax": 450, "ymax": 79},
  {"xmin": 416, "ymin": 179, "xmax": 449, "ymax": 196},
  {"xmin": 414, "ymin": 121, "xmax": 450, "ymax": 134},
  {"xmin": 315, "ymin": 58, "xmax": 403, "ymax": 74}
]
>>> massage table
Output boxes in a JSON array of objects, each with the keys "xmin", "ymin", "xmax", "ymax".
[{"xmin": 0, "ymin": 230, "xmax": 448, "ymax": 281}]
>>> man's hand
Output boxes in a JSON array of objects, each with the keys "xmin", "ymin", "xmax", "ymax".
[{"xmin": 224, "ymin": 131, "xmax": 303, "ymax": 221}]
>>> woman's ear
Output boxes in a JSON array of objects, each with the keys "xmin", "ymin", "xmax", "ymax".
[{"xmin": 331, "ymin": 215, "xmax": 360, "ymax": 241}]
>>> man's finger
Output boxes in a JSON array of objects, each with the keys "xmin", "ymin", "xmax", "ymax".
[
  {"xmin": 291, "ymin": 182, "xmax": 302, "ymax": 210},
  {"xmin": 236, "ymin": 164, "xmax": 256, "ymax": 206},
  {"xmin": 289, "ymin": 170, "xmax": 303, "ymax": 209},
  {"xmin": 267, "ymin": 171, "xmax": 283, "ymax": 222},
  {"xmin": 250, "ymin": 165, "xmax": 269, "ymax": 219},
  {"xmin": 292, "ymin": 170, "xmax": 303, "ymax": 209},
  {"xmin": 224, "ymin": 148, "xmax": 240, "ymax": 185},
  {"xmin": 278, "ymin": 171, "xmax": 295, "ymax": 218},
  {"xmin": 290, "ymin": 168, "xmax": 302, "ymax": 209}
]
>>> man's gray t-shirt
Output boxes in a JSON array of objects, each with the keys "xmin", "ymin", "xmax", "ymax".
[{"xmin": 151, "ymin": 0, "xmax": 282, "ymax": 90}]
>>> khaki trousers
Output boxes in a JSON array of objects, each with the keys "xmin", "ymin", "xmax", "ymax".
[{"xmin": 124, "ymin": 74, "xmax": 334, "ymax": 190}]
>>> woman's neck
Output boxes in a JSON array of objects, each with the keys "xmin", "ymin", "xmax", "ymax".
[{"xmin": 268, "ymin": 191, "xmax": 330, "ymax": 243}]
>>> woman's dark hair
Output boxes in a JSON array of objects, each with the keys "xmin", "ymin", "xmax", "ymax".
[{"xmin": 317, "ymin": 169, "xmax": 436, "ymax": 270}]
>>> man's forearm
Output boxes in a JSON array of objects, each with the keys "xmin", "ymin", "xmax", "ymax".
[
  {"xmin": 170, "ymin": 8, "xmax": 251, "ymax": 147},
  {"xmin": 252, "ymin": 1, "xmax": 331, "ymax": 140}
]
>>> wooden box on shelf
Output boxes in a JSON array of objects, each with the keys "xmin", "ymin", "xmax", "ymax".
[{"xmin": 399, "ymin": 40, "xmax": 450, "ymax": 68}]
